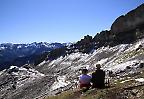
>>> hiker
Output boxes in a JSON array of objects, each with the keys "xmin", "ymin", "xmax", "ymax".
[
  {"xmin": 79, "ymin": 69, "xmax": 91, "ymax": 92},
  {"xmin": 91, "ymin": 64, "xmax": 105, "ymax": 88}
]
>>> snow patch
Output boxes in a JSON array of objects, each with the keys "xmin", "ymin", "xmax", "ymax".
[
  {"xmin": 38, "ymin": 61, "xmax": 46, "ymax": 66},
  {"xmin": 17, "ymin": 45, "xmax": 22, "ymax": 49},
  {"xmin": 0, "ymin": 71, "xmax": 3, "ymax": 76},
  {"xmin": 10, "ymin": 66, "xmax": 19, "ymax": 70},
  {"xmin": 51, "ymin": 76, "xmax": 70, "ymax": 90},
  {"xmin": 120, "ymin": 79, "xmax": 132, "ymax": 83},
  {"xmin": 97, "ymin": 58, "xmax": 108, "ymax": 65},
  {"xmin": 107, "ymin": 60, "xmax": 139, "ymax": 72},
  {"xmin": 135, "ymin": 78, "xmax": 144, "ymax": 83},
  {"xmin": 8, "ymin": 66, "xmax": 45, "ymax": 88},
  {"xmin": 0, "ymin": 47, "xmax": 5, "ymax": 50}
]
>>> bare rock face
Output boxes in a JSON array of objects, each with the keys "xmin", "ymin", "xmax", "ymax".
[
  {"xmin": 92, "ymin": 4, "xmax": 144, "ymax": 47},
  {"xmin": 111, "ymin": 4, "xmax": 144, "ymax": 34}
]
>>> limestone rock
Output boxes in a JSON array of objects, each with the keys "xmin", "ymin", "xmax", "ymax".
[{"xmin": 111, "ymin": 4, "xmax": 144, "ymax": 34}]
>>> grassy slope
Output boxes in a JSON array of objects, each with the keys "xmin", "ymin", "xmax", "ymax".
[
  {"xmin": 44, "ymin": 86, "xmax": 144, "ymax": 99},
  {"xmin": 44, "ymin": 69, "xmax": 144, "ymax": 99}
]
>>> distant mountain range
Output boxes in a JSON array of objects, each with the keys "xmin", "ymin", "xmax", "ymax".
[
  {"xmin": 0, "ymin": 42, "xmax": 71, "ymax": 70},
  {"xmin": 1, "ymin": 4, "xmax": 144, "ymax": 71}
]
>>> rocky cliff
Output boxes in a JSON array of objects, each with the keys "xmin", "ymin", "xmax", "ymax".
[
  {"xmin": 93, "ymin": 3, "xmax": 144, "ymax": 47},
  {"xmin": 111, "ymin": 4, "xmax": 144, "ymax": 34}
]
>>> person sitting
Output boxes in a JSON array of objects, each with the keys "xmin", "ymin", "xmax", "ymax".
[
  {"xmin": 91, "ymin": 64, "xmax": 105, "ymax": 89},
  {"xmin": 79, "ymin": 69, "xmax": 91, "ymax": 92}
]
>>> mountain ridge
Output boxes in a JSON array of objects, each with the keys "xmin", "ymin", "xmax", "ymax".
[
  {"xmin": 1, "ymin": 4, "xmax": 144, "ymax": 70},
  {"xmin": 0, "ymin": 3, "xmax": 144, "ymax": 99},
  {"xmin": 0, "ymin": 42, "xmax": 69, "ymax": 70}
]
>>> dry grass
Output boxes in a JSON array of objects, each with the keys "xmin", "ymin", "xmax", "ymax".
[
  {"xmin": 44, "ymin": 70, "xmax": 144, "ymax": 99},
  {"xmin": 44, "ymin": 89, "xmax": 81, "ymax": 99}
]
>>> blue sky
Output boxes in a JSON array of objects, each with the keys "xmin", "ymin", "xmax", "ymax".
[{"xmin": 0, "ymin": 0, "xmax": 144, "ymax": 44}]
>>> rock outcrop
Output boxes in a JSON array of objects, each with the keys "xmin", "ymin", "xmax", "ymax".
[
  {"xmin": 93, "ymin": 3, "xmax": 144, "ymax": 47},
  {"xmin": 111, "ymin": 4, "xmax": 144, "ymax": 34}
]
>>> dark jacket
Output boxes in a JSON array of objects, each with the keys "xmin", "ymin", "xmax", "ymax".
[{"xmin": 91, "ymin": 69, "xmax": 105, "ymax": 88}]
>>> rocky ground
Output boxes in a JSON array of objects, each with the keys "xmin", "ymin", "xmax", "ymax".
[
  {"xmin": 44, "ymin": 67, "xmax": 144, "ymax": 99},
  {"xmin": 0, "ymin": 38, "xmax": 144, "ymax": 99}
]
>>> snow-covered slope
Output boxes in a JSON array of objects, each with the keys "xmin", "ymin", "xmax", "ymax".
[{"xmin": 0, "ymin": 38, "xmax": 144, "ymax": 99}]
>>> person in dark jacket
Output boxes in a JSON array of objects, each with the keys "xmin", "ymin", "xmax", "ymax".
[{"xmin": 91, "ymin": 64, "xmax": 105, "ymax": 88}]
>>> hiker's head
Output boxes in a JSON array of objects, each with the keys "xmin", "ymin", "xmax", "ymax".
[
  {"xmin": 96, "ymin": 64, "xmax": 101, "ymax": 70},
  {"xmin": 81, "ymin": 69, "xmax": 88, "ymax": 74}
]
